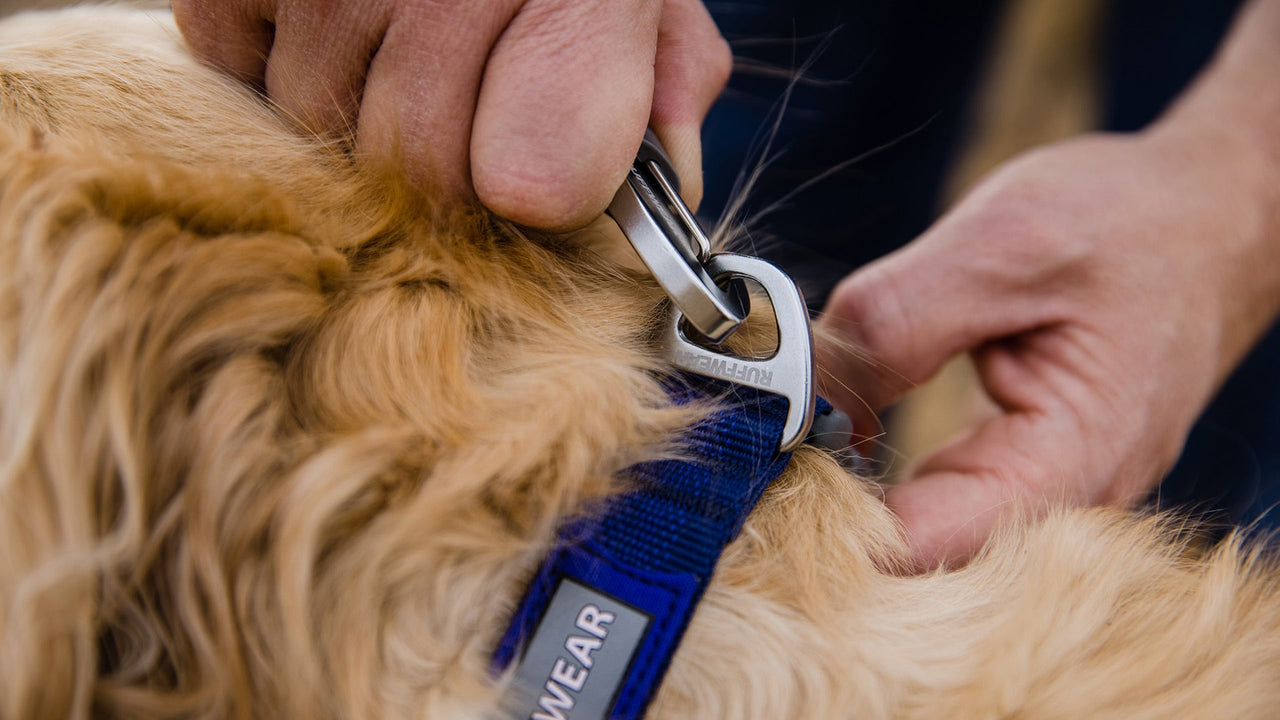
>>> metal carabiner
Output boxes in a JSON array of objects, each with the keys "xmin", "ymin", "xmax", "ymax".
[
  {"xmin": 607, "ymin": 131, "xmax": 747, "ymax": 344},
  {"xmin": 608, "ymin": 130, "xmax": 816, "ymax": 453}
]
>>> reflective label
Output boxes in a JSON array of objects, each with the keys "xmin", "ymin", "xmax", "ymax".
[{"xmin": 509, "ymin": 579, "xmax": 651, "ymax": 720}]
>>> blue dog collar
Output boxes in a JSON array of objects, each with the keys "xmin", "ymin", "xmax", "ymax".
[{"xmin": 493, "ymin": 379, "xmax": 834, "ymax": 720}]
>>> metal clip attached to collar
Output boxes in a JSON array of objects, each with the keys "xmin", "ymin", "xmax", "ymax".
[
  {"xmin": 606, "ymin": 131, "xmax": 747, "ymax": 344},
  {"xmin": 606, "ymin": 130, "xmax": 815, "ymax": 452}
]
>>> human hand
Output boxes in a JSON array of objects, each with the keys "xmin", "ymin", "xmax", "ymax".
[
  {"xmin": 819, "ymin": 128, "xmax": 1280, "ymax": 569},
  {"xmin": 170, "ymin": 0, "xmax": 730, "ymax": 229}
]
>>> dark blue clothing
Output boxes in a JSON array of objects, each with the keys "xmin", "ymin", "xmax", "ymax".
[
  {"xmin": 700, "ymin": 0, "xmax": 1280, "ymax": 536},
  {"xmin": 701, "ymin": 0, "xmax": 1007, "ymax": 300}
]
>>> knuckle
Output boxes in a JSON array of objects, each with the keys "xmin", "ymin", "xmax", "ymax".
[
  {"xmin": 828, "ymin": 270, "xmax": 911, "ymax": 389},
  {"xmin": 704, "ymin": 34, "xmax": 733, "ymax": 91},
  {"xmin": 658, "ymin": 0, "xmax": 732, "ymax": 100},
  {"xmin": 858, "ymin": 271, "xmax": 905, "ymax": 348}
]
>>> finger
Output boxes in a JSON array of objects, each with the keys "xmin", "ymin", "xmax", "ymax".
[
  {"xmin": 817, "ymin": 212, "xmax": 1076, "ymax": 417},
  {"xmin": 649, "ymin": 0, "xmax": 733, "ymax": 211},
  {"xmin": 471, "ymin": 0, "xmax": 663, "ymax": 230},
  {"xmin": 357, "ymin": 1, "xmax": 521, "ymax": 203},
  {"xmin": 262, "ymin": 0, "xmax": 391, "ymax": 136}
]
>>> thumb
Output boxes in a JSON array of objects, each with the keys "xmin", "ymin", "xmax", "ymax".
[
  {"xmin": 884, "ymin": 356, "xmax": 1095, "ymax": 570},
  {"xmin": 884, "ymin": 472, "xmax": 1013, "ymax": 571},
  {"xmin": 890, "ymin": 412, "xmax": 1090, "ymax": 568}
]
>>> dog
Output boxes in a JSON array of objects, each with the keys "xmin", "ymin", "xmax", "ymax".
[{"xmin": 1, "ymin": 4, "xmax": 1279, "ymax": 719}]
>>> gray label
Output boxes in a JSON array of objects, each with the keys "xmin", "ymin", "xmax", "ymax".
[{"xmin": 508, "ymin": 579, "xmax": 651, "ymax": 720}]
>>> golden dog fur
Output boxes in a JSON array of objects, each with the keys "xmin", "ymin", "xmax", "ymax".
[{"xmin": 1, "ymin": 5, "xmax": 1279, "ymax": 719}]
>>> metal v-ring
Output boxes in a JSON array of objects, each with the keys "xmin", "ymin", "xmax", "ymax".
[{"xmin": 665, "ymin": 252, "xmax": 816, "ymax": 452}]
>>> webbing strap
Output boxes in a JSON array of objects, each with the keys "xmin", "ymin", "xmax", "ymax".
[{"xmin": 493, "ymin": 379, "xmax": 831, "ymax": 720}]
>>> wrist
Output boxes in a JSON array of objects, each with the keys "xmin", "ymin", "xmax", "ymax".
[
  {"xmin": 1141, "ymin": 113, "xmax": 1280, "ymax": 381},
  {"xmin": 1141, "ymin": 1, "xmax": 1280, "ymax": 379},
  {"xmin": 1161, "ymin": 0, "xmax": 1280, "ymax": 182}
]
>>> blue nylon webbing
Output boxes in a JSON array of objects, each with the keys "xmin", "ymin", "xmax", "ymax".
[{"xmin": 493, "ymin": 378, "xmax": 831, "ymax": 720}]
